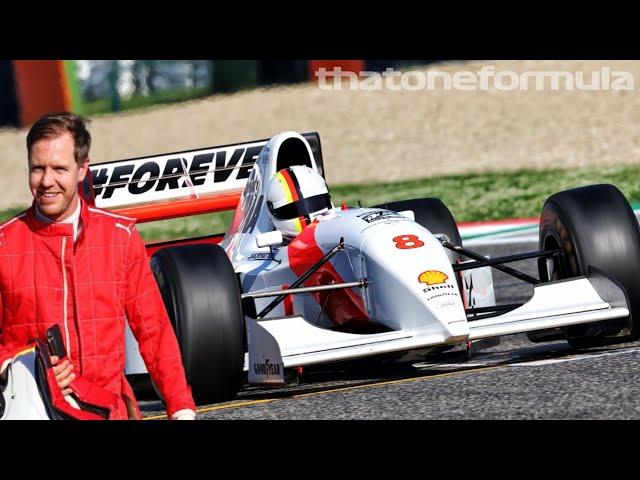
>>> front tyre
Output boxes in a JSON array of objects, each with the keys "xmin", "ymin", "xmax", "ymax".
[{"xmin": 539, "ymin": 184, "xmax": 640, "ymax": 348}]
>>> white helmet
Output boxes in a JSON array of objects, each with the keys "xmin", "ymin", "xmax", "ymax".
[{"xmin": 266, "ymin": 165, "xmax": 332, "ymax": 237}]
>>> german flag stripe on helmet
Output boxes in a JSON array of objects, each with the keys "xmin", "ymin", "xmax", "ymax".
[
  {"xmin": 276, "ymin": 169, "xmax": 305, "ymax": 233},
  {"xmin": 277, "ymin": 169, "xmax": 300, "ymax": 202},
  {"xmin": 286, "ymin": 170, "xmax": 310, "ymax": 230}
]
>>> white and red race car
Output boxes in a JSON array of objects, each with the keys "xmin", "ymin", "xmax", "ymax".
[{"xmin": 84, "ymin": 131, "xmax": 640, "ymax": 405}]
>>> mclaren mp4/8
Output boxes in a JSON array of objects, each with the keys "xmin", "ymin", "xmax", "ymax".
[{"xmin": 82, "ymin": 131, "xmax": 640, "ymax": 405}]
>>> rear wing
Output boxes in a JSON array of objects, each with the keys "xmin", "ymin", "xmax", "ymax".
[{"xmin": 81, "ymin": 132, "xmax": 324, "ymax": 223}]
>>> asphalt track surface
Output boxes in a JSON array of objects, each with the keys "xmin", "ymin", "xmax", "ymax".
[{"xmin": 139, "ymin": 239, "xmax": 640, "ymax": 420}]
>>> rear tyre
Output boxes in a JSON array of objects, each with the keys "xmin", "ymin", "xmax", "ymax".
[
  {"xmin": 151, "ymin": 244, "xmax": 245, "ymax": 404},
  {"xmin": 539, "ymin": 184, "xmax": 640, "ymax": 349}
]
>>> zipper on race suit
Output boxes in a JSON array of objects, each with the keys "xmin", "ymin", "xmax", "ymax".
[
  {"xmin": 61, "ymin": 235, "xmax": 83, "ymax": 375},
  {"xmin": 70, "ymin": 254, "xmax": 82, "ymax": 376},
  {"xmin": 61, "ymin": 237, "xmax": 71, "ymax": 357}
]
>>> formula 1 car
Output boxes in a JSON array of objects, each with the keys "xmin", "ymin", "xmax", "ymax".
[{"xmin": 82, "ymin": 131, "xmax": 640, "ymax": 405}]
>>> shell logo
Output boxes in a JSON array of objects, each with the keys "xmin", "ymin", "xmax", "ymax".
[{"xmin": 418, "ymin": 270, "xmax": 448, "ymax": 285}]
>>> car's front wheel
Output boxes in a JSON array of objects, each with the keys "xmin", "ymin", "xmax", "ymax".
[{"xmin": 539, "ymin": 184, "xmax": 640, "ymax": 348}]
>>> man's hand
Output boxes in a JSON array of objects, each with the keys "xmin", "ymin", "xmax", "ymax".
[
  {"xmin": 50, "ymin": 356, "xmax": 76, "ymax": 396},
  {"xmin": 171, "ymin": 409, "xmax": 196, "ymax": 420}
]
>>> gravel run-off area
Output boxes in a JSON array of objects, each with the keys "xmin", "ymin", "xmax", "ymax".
[{"xmin": 1, "ymin": 60, "xmax": 638, "ymax": 210}]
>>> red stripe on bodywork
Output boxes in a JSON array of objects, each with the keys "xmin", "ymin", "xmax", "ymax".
[
  {"xmin": 288, "ymin": 223, "xmax": 369, "ymax": 328},
  {"xmin": 114, "ymin": 191, "xmax": 242, "ymax": 223},
  {"xmin": 282, "ymin": 284, "xmax": 294, "ymax": 316}
]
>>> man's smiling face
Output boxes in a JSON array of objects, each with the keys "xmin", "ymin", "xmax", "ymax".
[{"xmin": 28, "ymin": 131, "xmax": 89, "ymax": 222}]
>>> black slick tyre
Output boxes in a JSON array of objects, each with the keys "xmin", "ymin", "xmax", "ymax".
[
  {"xmin": 150, "ymin": 244, "xmax": 245, "ymax": 404},
  {"xmin": 539, "ymin": 184, "xmax": 640, "ymax": 348}
]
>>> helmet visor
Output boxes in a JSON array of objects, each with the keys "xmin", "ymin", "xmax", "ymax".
[{"xmin": 269, "ymin": 193, "xmax": 332, "ymax": 220}]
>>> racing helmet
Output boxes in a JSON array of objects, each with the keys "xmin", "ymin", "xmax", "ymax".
[{"xmin": 266, "ymin": 165, "xmax": 332, "ymax": 237}]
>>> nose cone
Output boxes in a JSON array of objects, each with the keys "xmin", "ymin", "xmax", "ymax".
[{"xmin": 360, "ymin": 219, "xmax": 467, "ymax": 334}]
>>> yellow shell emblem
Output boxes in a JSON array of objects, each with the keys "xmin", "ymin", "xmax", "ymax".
[{"xmin": 418, "ymin": 270, "xmax": 448, "ymax": 285}]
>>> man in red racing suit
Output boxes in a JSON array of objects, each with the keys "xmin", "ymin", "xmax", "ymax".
[{"xmin": 0, "ymin": 112, "xmax": 196, "ymax": 420}]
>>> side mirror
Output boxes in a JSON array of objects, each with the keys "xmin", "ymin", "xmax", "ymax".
[
  {"xmin": 256, "ymin": 231, "xmax": 284, "ymax": 248},
  {"xmin": 398, "ymin": 209, "xmax": 415, "ymax": 221}
]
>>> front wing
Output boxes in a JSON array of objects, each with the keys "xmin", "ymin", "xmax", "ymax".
[{"xmin": 247, "ymin": 272, "xmax": 629, "ymax": 384}]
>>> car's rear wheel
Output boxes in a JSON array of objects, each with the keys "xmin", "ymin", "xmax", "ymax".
[
  {"xmin": 539, "ymin": 184, "xmax": 640, "ymax": 349},
  {"xmin": 150, "ymin": 244, "xmax": 245, "ymax": 404}
]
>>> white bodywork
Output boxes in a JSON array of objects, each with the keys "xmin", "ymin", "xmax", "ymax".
[
  {"xmin": 0, "ymin": 349, "xmax": 49, "ymax": 420},
  {"xmin": 125, "ymin": 132, "xmax": 630, "ymax": 384}
]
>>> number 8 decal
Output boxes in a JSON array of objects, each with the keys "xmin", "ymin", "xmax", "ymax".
[{"xmin": 393, "ymin": 234, "xmax": 425, "ymax": 249}]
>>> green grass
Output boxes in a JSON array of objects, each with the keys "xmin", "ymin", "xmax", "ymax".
[
  {"xmin": 2, "ymin": 164, "xmax": 640, "ymax": 242},
  {"xmin": 330, "ymin": 165, "xmax": 640, "ymax": 223},
  {"xmin": 83, "ymin": 86, "xmax": 212, "ymax": 116},
  {"xmin": 0, "ymin": 206, "xmax": 29, "ymax": 219},
  {"xmin": 136, "ymin": 211, "xmax": 235, "ymax": 242}
]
